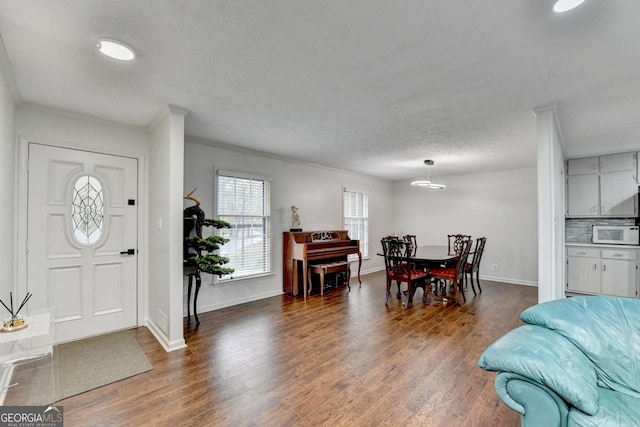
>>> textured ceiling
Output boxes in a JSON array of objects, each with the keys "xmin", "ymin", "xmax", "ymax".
[{"xmin": 0, "ymin": 1, "xmax": 639, "ymax": 181}]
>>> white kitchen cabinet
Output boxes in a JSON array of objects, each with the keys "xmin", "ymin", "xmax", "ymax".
[
  {"xmin": 602, "ymin": 260, "xmax": 637, "ymax": 297},
  {"xmin": 600, "ymin": 152, "xmax": 636, "ymax": 173},
  {"xmin": 567, "ymin": 157, "xmax": 599, "ymax": 175},
  {"xmin": 567, "ymin": 246, "xmax": 638, "ymax": 298},
  {"xmin": 567, "ymin": 247, "xmax": 602, "ymax": 294},
  {"xmin": 600, "ymin": 170, "xmax": 638, "ymax": 216},
  {"xmin": 566, "ymin": 152, "xmax": 639, "ymax": 217},
  {"xmin": 567, "ymin": 174, "xmax": 599, "ymax": 216}
]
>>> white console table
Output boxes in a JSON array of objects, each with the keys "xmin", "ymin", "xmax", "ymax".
[{"xmin": 0, "ymin": 307, "xmax": 56, "ymax": 406}]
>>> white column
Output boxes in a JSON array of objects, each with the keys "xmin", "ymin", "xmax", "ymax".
[
  {"xmin": 0, "ymin": 66, "xmax": 16, "ymax": 297},
  {"xmin": 147, "ymin": 105, "xmax": 188, "ymax": 351},
  {"xmin": 534, "ymin": 105, "xmax": 566, "ymax": 303}
]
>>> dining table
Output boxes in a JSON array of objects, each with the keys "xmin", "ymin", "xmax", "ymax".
[
  {"xmin": 408, "ymin": 245, "xmax": 463, "ymax": 307},
  {"xmin": 413, "ymin": 245, "xmax": 457, "ymax": 263}
]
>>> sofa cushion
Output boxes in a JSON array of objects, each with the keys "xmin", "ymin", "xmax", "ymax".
[
  {"xmin": 521, "ymin": 296, "xmax": 640, "ymax": 399},
  {"xmin": 569, "ymin": 387, "xmax": 640, "ymax": 427},
  {"xmin": 478, "ymin": 324, "xmax": 599, "ymax": 415}
]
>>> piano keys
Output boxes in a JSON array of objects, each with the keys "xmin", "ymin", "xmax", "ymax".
[{"xmin": 283, "ymin": 230, "xmax": 362, "ymax": 298}]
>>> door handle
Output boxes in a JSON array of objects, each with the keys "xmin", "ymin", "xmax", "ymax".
[{"xmin": 120, "ymin": 249, "xmax": 135, "ymax": 255}]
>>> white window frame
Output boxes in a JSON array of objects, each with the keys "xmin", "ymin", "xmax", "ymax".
[
  {"xmin": 215, "ymin": 169, "xmax": 272, "ymax": 282},
  {"xmin": 343, "ymin": 187, "xmax": 369, "ymax": 259}
]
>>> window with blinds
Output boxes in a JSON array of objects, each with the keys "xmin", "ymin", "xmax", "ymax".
[
  {"xmin": 343, "ymin": 189, "xmax": 369, "ymax": 258},
  {"xmin": 216, "ymin": 171, "xmax": 272, "ymax": 280}
]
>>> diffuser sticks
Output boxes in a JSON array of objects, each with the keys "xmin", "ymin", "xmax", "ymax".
[{"xmin": 0, "ymin": 292, "xmax": 32, "ymax": 330}]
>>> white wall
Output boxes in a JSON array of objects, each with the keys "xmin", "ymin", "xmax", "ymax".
[
  {"xmin": 15, "ymin": 105, "xmax": 148, "ymax": 158},
  {"xmin": 183, "ymin": 140, "xmax": 394, "ymax": 313},
  {"xmin": 0, "ymin": 67, "xmax": 15, "ymax": 297},
  {"xmin": 392, "ymin": 167, "xmax": 538, "ymax": 286}
]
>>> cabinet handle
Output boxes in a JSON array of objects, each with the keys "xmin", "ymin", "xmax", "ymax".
[
  {"xmin": 613, "ymin": 254, "xmax": 623, "ymax": 257},
  {"xmin": 577, "ymin": 251, "xmax": 587, "ymax": 255},
  {"xmin": 603, "ymin": 264, "xmax": 607, "ymax": 272},
  {"xmin": 593, "ymin": 264, "xmax": 597, "ymax": 270}
]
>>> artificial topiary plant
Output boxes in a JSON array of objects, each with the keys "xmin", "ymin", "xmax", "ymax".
[{"xmin": 185, "ymin": 218, "xmax": 235, "ymax": 277}]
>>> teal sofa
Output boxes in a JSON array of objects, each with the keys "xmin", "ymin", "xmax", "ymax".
[{"xmin": 478, "ymin": 296, "xmax": 640, "ymax": 427}]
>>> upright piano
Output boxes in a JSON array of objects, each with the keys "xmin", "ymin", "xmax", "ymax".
[{"xmin": 283, "ymin": 230, "xmax": 362, "ymax": 296}]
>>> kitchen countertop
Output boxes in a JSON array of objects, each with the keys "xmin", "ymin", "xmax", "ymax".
[{"xmin": 565, "ymin": 242, "xmax": 640, "ymax": 249}]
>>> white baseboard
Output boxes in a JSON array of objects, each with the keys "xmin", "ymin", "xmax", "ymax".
[
  {"xmin": 145, "ymin": 320, "xmax": 186, "ymax": 352},
  {"xmin": 194, "ymin": 289, "xmax": 284, "ymax": 314},
  {"xmin": 360, "ymin": 266, "xmax": 386, "ymax": 275},
  {"xmin": 479, "ymin": 275, "xmax": 537, "ymax": 287}
]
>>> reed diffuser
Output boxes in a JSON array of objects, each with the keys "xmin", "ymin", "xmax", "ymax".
[{"xmin": 0, "ymin": 292, "xmax": 32, "ymax": 332}]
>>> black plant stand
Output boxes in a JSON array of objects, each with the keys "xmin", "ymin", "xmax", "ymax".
[{"xmin": 183, "ymin": 263, "xmax": 201, "ymax": 325}]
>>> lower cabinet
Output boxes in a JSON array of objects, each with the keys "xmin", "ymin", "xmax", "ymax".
[{"xmin": 567, "ymin": 246, "xmax": 639, "ymax": 298}]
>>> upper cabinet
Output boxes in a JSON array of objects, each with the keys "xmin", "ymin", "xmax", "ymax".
[
  {"xmin": 600, "ymin": 170, "xmax": 638, "ymax": 216},
  {"xmin": 567, "ymin": 156, "xmax": 599, "ymax": 175},
  {"xmin": 600, "ymin": 152, "xmax": 636, "ymax": 173},
  {"xmin": 567, "ymin": 174, "xmax": 599, "ymax": 216},
  {"xmin": 566, "ymin": 152, "xmax": 638, "ymax": 218}
]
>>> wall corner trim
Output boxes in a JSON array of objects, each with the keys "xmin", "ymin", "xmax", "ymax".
[
  {"xmin": 145, "ymin": 320, "xmax": 187, "ymax": 352},
  {"xmin": 147, "ymin": 104, "xmax": 189, "ymax": 131}
]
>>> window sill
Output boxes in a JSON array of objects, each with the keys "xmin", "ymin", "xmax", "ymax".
[{"xmin": 215, "ymin": 272, "xmax": 275, "ymax": 285}]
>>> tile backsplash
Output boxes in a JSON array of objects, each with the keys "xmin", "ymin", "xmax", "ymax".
[{"xmin": 565, "ymin": 218, "xmax": 637, "ymax": 243}]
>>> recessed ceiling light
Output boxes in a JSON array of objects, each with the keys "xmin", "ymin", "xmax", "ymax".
[
  {"xmin": 553, "ymin": 0, "xmax": 586, "ymax": 13},
  {"xmin": 95, "ymin": 39, "xmax": 135, "ymax": 61}
]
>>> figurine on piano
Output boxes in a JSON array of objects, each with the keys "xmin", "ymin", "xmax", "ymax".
[{"xmin": 290, "ymin": 205, "xmax": 302, "ymax": 231}]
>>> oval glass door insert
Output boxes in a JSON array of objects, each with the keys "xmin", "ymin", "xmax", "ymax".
[{"xmin": 71, "ymin": 175, "xmax": 104, "ymax": 245}]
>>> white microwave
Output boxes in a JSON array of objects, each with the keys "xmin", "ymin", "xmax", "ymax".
[{"xmin": 592, "ymin": 225, "xmax": 640, "ymax": 245}]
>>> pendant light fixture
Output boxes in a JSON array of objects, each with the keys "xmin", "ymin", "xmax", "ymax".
[{"xmin": 410, "ymin": 160, "xmax": 446, "ymax": 190}]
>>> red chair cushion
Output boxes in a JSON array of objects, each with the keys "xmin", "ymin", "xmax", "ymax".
[
  {"xmin": 430, "ymin": 267, "xmax": 457, "ymax": 281},
  {"xmin": 389, "ymin": 269, "xmax": 429, "ymax": 282}
]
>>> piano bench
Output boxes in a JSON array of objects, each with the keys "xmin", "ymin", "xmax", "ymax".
[{"xmin": 307, "ymin": 261, "xmax": 351, "ymax": 296}]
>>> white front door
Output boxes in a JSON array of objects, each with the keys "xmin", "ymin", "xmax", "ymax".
[{"xmin": 27, "ymin": 143, "xmax": 138, "ymax": 343}]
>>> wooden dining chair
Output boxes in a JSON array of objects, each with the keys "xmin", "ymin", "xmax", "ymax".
[
  {"xmin": 403, "ymin": 234, "xmax": 431, "ymax": 303},
  {"xmin": 447, "ymin": 234, "xmax": 472, "ymax": 255},
  {"xmin": 429, "ymin": 239, "xmax": 472, "ymax": 305},
  {"xmin": 380, "ymin": 237, "xmax": 429, "ymax": 306},
  {"xmin": 465, "ymin": 237, "xmax": 487, "ymax": 295},
  {"xmin": 403, "ymin": 234, "xmax": 417, "ymax": 256},
  {"xmin": 381, "ymin": 236, "xmax": 403, "ymax": 299}
]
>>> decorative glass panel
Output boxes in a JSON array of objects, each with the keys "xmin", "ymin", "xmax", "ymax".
[{"xmin": 71, "ymin": 175, "xmax": 104, "ymax": 245}]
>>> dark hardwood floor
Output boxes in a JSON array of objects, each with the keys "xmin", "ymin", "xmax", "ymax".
[{"xmin": 59, "ymin": 271, "xmax": 537, "ymax": 426}]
